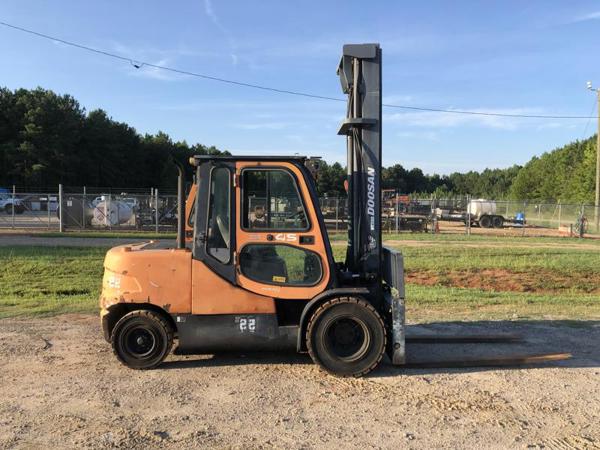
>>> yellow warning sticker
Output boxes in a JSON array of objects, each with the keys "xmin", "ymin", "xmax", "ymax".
[{"xmin": 272, "ymin": 276, "xmax": 286, "ymax": 283}]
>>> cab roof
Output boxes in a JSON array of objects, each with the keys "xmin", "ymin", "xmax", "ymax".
[{"xmin": 189, "ymin": 155, "xmax": 308, "ymax": 166}]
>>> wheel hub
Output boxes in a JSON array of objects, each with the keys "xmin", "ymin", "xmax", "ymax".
[
  {"xmin": 125, "ymin": 327, "xmax": 156, "ymax": 357},
  {"xmin": 324, "ymin": 316, "xmax": 370, "ymax": 362}
]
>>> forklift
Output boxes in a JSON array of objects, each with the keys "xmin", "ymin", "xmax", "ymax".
[
  {"xmin": 99, "ymin": 44, "xmax": 567, "ymax": 376},
  {"xmin": 100, "ymin": 43, "xmax": 404, "ymax": 377}
]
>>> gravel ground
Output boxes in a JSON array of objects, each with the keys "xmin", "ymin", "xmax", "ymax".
[{"xmin": 1, "ymin": 315, "xmax": 599, "ymax": 449}]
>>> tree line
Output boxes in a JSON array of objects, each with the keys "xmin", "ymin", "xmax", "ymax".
[
  {"xmin": 315, "ymin": 161, "xmax": 522, "ymax": 199},
  {"xmin": 0, "ymin": 87, "xmax": 596, "ymax": 202},
  {"xmin": 0, "ymin": 87, "xmax": 225, "ymax": 191}
]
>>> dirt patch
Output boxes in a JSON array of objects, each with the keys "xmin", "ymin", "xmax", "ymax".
[
  {"xmin": 1, "ymin": 315, "xmax": 600, "ymax": 448},
  {"xmin": 407, "ymin": 268, "xmax": 600, "ymax": 294}
]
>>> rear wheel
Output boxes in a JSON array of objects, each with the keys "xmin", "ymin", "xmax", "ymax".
[
  {"xmin": 492, "ymin": 215, "xmax": 504, "ymax": 228},
  {"xmin": 306, "ymin": 297, "xmax": 386, "ymax": 377},
  {"xmin": 479, "ymin": 215, "xmax": 492, "ymax": 228},
  {"xmin": 111, "ymin": 310, "xmax": 173, "ymax": 369}
]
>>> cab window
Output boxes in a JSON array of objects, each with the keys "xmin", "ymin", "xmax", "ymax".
[
  {"xmin": 206, "ymin": 167, "xmax": 230, "ymax": 263},
  {"xmin": 239, "ymin": 244, "xmax": 322, "ymax": 286},
  {"xmin": 242, "ymin": 169, "xmax": 308, "ymax": 230}
]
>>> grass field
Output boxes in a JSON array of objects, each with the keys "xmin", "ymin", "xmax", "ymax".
[
  {"xmin": 1, "ymin": 235, "xmax": 599, "ymax": 320},
  {"xmin": 21, "ymin": 231, "xmax": 178, "ymax": 239},
  {"xmin": 0, "ymin": 246, "xmax": 106, "ymax": 318}
]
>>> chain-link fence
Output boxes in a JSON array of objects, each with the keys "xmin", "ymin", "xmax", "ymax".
[
  {"xmin": 0, "ymin": 190, "xmax": 60, "ymax": 229},
  {"xmin": 0, "ymin": 186, "xmax": 178, "ymax": 232},
  {"xmin": 1, "ymin": 186, "xmax": 598, "ymax": 237}
]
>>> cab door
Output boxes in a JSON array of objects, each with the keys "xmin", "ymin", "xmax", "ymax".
[
  {"xmin": 191, "ymin": 160, "xmax": 275, "ymax": 315},
  {"xmin": 193, "ymin": 160, "xmax": 236, "ymax": 283},
  {"xmin": 235, "ymin": 161, "xmax": 332, "ymax": 299}
]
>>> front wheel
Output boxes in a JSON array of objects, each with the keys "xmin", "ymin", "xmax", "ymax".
[
  {"xmin": 306, "ymin": 297, "xmax": 386, "ymax": 377},
  {"xmin": 111, "ymin": 310, "xmax": 173, "ymax": 369}
]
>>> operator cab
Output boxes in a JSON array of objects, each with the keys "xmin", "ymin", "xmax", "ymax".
[{"xmin": 190, "ymin": 155, "xmax": 336, "ymax": 298}]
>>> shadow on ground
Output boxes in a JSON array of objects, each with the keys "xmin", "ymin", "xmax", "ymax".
[{"xmin": 161, "ymin": 320, "xmax": 600, "ymax": 376}]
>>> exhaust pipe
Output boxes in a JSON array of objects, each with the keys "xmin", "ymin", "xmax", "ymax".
[{"xmin": 173, "ymin": 158, "xmax": 186, "ymax": 249}]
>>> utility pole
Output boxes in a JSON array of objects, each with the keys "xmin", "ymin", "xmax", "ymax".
[{"xmin": 588, "ymin": 81, "xmax": 600, "ymax": 231}]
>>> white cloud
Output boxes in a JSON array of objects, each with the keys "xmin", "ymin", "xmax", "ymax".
[
  {"xmin": 203, "ymin": 0, "xmax": 238, "ymax": 66},
  {"xmin": 104, "ymin": 41, "xmax": 206, "ymax": 81},
  {"xmin": 535, "ymin": 121, "xmax": 575, "ymax": 131},
  {"xmin": 384, "ymin": 107, "xmax": 547, "ymax": 131},
  {"xmin": 203, "ymin": 0, "xmax": 218, "ymax": 24},
  {"xmin": 108, "ymin": 40, "xmax": 213, "ymax": 60},
  {"xmin": 571, "ymin": 11, "xmax": 600, "ymax": 23},
  {"xmin": 235, "ymin": 122, "xmax": 290, "ymax": 130},
  {"xmin": 382, "ymin": 94, "xmax": 414, "ymax": 104},
  {"xmin": 127, "ymin": 59, "xmax": 188, "ymax": 81},
  {"xmin": 397, "ymin": 130, "xmax": 440, "ymax": 141}
]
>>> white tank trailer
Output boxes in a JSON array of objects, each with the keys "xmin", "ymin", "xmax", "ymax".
[
  {"xmin": 93, "ymin": 200, "xmax": 134, "ymax": 226},
  {"xmin": 435, "ymin": 199, "xmax": 525, "ymax": 228},
  {"xmin": 467, "ymin": 199, "xmax": 516, "ymax": 228}
]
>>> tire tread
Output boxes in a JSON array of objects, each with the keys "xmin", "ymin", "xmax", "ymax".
[
  {"xmin": 111, "ymin": 309, "xmax": 174, "ymax": 370},
  {"xmin": 306, "ymin": 297, "xmax": 386, "ymax": 377}
]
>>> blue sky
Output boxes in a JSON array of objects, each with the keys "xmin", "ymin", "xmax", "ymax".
[{"xmin": 1, "ymin": 1, "xmax": 599, "ymax": 174}]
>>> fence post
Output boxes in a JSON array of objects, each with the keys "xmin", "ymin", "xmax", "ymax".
[
  {"xmin": 102, "ymin": 194, "xmax": 106, "ymax": 228},
  {"xmin": 11, "ymin": 185, "xmax": 15, "ymax": 229},
  {"xmin": 395, "ymin": 190, "xmax": 399, "ymax": 234},
  {"xmin": 522, "ymin": 201, "xmax": 526, "ymax": 237},
  {"xmin": 580, "ymin": 204, "xmax": 585, "ymax": 238},
  {"xmin": 58, "ymin": 184, "xmax": 64, "ymax": 233},
  {"xmin": 155, "ymin": 189, "xmax": 159, "ymax": 233},
  {"xmin": 557, "ymin": 201, "xmax": 561, "ymax": 230},
  {"xmin": 466, "ymin": 195, "xmax": 471, "ymax": 236},
  {"xmin": 335, "ymin": 197, "xmax": 339, "ymax": 233},
  {"xmin": 82, "ymin": 186, "xmax": 86, "ymax": 230},
  {"xmin": 47, "ymin": 193, "xmax": 51, "ymax": 229}
]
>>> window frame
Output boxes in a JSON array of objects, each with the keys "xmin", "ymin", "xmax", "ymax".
[
  {"xmin": 238, "ymin": 243, "xmax": 323, "ymax": 287},
  {"xmin": 187, "ymin": 200, "xmax": 195, "ymax": 227},
  {"xmin": 205, "ymin": 165, "xmax": 232, "ymax": 265},
  {"xmin": 240, "ymin": 167, "xmax": 311, "ymax": 233}
]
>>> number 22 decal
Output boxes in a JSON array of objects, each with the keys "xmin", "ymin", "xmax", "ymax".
[{"xmin": 238, "ymin": 317, "xmax": 256, "ymax": 333}]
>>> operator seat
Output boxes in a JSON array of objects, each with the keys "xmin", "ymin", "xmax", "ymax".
[{"xmin": 240, "ymin": 245, "xmax": 288, "ymax": 284}]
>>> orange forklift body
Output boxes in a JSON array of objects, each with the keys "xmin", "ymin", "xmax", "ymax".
[{"xmin": 100, "ymin": 44, "xmax": 407, "ymax": 376}]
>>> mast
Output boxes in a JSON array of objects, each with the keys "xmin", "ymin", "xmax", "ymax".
[{"xmin": 337, "ymin": 43, "xmax": 382, "ymax": 281}]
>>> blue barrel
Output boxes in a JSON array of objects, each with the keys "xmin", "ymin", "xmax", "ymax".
[{"xmin": 515, "ymin": 212, "xmax": 525, "ymax": 224}]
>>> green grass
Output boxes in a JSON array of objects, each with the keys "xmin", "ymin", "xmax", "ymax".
[
  {"xmin": 400, "ymin": 246, "xmax": 600, "ymax": 273},
  {"xmin": 405, "ymin": 284, "xmax": 600, "ymax": 322},
  {"xmin": 0, "ymin": 246, "xmax": 106, "ymax": 318},
  {"xmin": 27, "ymin": 231, "xmax": 177, "ymax": 239},
  {"xmin": 1, "ymin": 235, "xmax": 599, "ymax": 321},
  {"xmin": 333, "ymin": 242, "xmax": 600, "ymax": 321},
  {"xmin": 331, "ymin": 231, "xmax": 600, "ymax": 246},
  {"xmin": 332, "ymin": 244, "xmax": 599, "ymax": 273}
]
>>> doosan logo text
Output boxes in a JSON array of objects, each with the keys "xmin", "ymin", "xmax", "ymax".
[{"xmin": 367, "ymin": 166, "xmax": 375, "ymax": 231}]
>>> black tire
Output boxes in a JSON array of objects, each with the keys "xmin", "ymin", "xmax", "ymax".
[
  {"xmin": 479, "ymin": 215, "xmax": 492, "ymax": 228},
  {"xmin": 492, "ymin": 215, "xmax": 503, "ymax": 228},
  {"xmin": 111, "ymin": 310, "xmax": 173, "ymax": 369},
  {"xmin": 4, "ymin": 205, "xmax": 11, "ymax": 215},
  {"xmin": 306, "ymin": 297, "xmax": 386, "ymax": 377}
]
